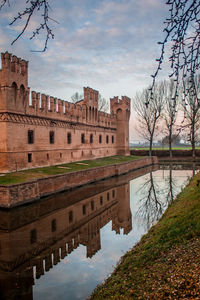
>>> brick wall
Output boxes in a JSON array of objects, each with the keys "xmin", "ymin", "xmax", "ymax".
[{"xmin": 0, "ymin": 157, "xmax": 158, "ymax": 207}]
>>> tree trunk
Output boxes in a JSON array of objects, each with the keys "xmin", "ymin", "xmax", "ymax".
[
  {"xmin": 191, "ymin": 123, "xmax": 195, "ymax": 158},
  {"xmin": 169, "ymin": 126, "xmax": 172, "ymax": 158},
  {"xmin": 149, "ymin": 138, "xmax": 153, "ymax": 157}
]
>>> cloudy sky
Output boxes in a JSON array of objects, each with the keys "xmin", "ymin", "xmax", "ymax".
[{"xmin": 0, "ymin": 0, "xmax": 170, "ymax": 140}]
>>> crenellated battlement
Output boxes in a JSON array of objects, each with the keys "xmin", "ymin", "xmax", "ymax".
[
  {"xmin": 1, "ymin": 51, "xmax": 28, "ymax": 75},
  {"xmin": 26, "ymin": 88, "xmax": 117, "ymax": 128},
  {"xmin": 110, "ymin": 95, "xmax": 131, "ymax": 115}
]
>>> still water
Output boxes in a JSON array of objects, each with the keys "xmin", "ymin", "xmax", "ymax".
[{"xmin": 0, "ymin": 163, "xmax": 198, "ymax": 300}]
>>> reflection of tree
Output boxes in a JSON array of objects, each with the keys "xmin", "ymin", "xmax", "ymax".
[{"xmin": 136, "ymin": 166, "xmax": 179, "ymax": 231}]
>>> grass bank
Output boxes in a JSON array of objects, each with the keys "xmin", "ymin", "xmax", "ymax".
[
  {"xmin": 90, "ymin": 171, "xmax": 200, "ymax": 299},
  {"xmin": 0, "ymin": 155, "xmax": 142, "ymax": 185}
]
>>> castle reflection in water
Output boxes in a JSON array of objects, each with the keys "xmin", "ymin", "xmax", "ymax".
[
  {"xmin": 0, "ymin": 166, "xmax": 157, "ymax": 300},
  {"xmin": 0, "ymin": 163, "xmax": 197, "ymax": 300}
]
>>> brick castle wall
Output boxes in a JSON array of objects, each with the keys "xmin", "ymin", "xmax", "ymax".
[{"xmin": 0, "ymin": 52, "xmax": 131, "ymax": 172}]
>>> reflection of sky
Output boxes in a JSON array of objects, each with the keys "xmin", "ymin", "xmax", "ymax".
[{"xmin": 33, "ymin": 169, "xmax": 193, "ymax": 300}]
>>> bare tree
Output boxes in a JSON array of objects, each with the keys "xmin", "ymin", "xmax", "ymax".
[
  {"xmin": 0, "ymin": 0, "xmax": 55, "ymax": 52},
  {"xmin": 151, "ymin": 0, "xmax": 200, "ymax": 103},
  {"xmin": 133, "ymin": 83, "xmax": 165, "ymax": 156},
  {"xmin": 70, "ymin": 92, "xmax": 83, "ymax": 104},
  {"xmin": 98, "ymin": 94, "xmax": 109, "ymax": 112},
  {"xmin": 181, "ymin": 74, "xmax": 200, "ymax": 157},
  {"xmin": 163, "ymin": 79, "xmax": 179, "ymax": 157}
]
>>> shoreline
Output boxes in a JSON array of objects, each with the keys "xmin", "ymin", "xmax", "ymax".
[{"xmin": 0, "ymin": 156, "xmax": 158, "ymax": 208}]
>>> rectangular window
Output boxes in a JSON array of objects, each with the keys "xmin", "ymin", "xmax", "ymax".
[
  {"xmin": 106, "ymin": 135, "xmax": 109, "ymax": 144},
  {"xmin": 112, "ymin": 135, "xmax": 114, "ymax": 144},
  {"xmin": 28, "ymin": 130, "xmax": 34, "ymax": 144},
  {"xmin": 91, "ymin": 200, "xmax": 94, "ymax": 211},
  {"xmin": 90, "ymin": 134, "xmax": 93, "ymax": 143},
  {"xmin": 82, "ymin": 204, "xmax": 86, "ymax": 215},
  {"xmin": 69, "ymin": 211, "xmax": 73, "ymax": 223},
  {"xmin": 81, "ymin": 133, "xmax": 85, "ymax": 144},
  {"xmin": 28, "ymin": 153, "xmax": 32, "ymax": 163},
  {"xmin": 30, "ymin": 229, "xmax": 37, "ymax": 244},
  {"xmin": 51, "ymin": 219, "xmax": 57, "ymax": 232},
  {"xmin": 50, "ymin": 131, "xmax": 54, "ymax": 144},
  {"xmin": 99, "ymin": 134, "xmax": 102, "ymax": 143},
  {"xmin": 67, "ymin": 132, "xmax": 72, "ymax": 144}
]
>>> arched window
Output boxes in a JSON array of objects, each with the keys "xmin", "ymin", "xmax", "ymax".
[
  {"xmin": 20, "ymin": 84, "xmax": 25, "ymax": 100},
  {"xmin": 11, "ymin": 82, "xmax": 17, "ymax": 102},
  {"xmin": 106, "ymin": 135, "xmax": 109, "ymax": 144}
]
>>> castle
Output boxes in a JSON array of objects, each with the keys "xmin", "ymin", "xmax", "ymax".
[{"xmin": 0, "ymin": 52, "xmax": 130, "ymax": 173}]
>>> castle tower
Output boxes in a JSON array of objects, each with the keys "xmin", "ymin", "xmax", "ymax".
[
  {"xmin": 0, "ymin": 52, "xmax": 29, "ymax": 114},
  {"xmin": 114, "ymin": 183, "xmax": 132, "ymax": 235},
  {"xmin": 110, "ymin": 96, "xmax": 131, "ymax": 155},
  {"xmin": 83, "ymin": 87, "xmax": 98, "ymax": 124}
]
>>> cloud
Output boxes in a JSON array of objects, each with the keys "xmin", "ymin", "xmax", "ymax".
[{"xmin": 0, "ymin": 0, "xmax": 170, "ymax": 102}]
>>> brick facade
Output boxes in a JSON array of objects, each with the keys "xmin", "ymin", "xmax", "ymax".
[{"xmin": 0, "ymin": 52, "xmax": 130, "ymax": 173}]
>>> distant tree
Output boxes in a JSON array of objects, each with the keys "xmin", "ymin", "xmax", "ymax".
[
  {"xmin": 151, "ymin": 0, "xmax": 200, "ymax": 103},
  {"xmin": 70, "ymin": 92, "xmax": 83, "ymax": 104},
  {"xmin": 181, "ymin": 74, "xmax": 200, "ymax": 157},
  {"xmin": 162, "ymin": 79, "xmax": 179, "ymax": 157},
  {"xmin": 162, "ymin": 134, "xmax": 181, "ymax": 146},
  {"xmin": 98, "ymin": 94, "xmax": 109, "ymax": 112},
  {"xmin": 133, "ymin": 83, "xmax": 165, "ymax": 156}
]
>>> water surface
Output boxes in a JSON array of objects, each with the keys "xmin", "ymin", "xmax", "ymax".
[{"xmin": 0, "ymin": 163, "xmax": 198, "ymax": 300}]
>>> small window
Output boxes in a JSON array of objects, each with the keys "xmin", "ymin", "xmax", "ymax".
[
  {"xmin": 106, "ymin": 135, "xmax": 109, "ymax": 144},
  {"xmin": 99, "ymin": 134, "xmax": 102, "ymax": 143},
  {"xmin": 49, "ymin": 131, "xmax": 54, "ymax": 144},
  {"xmin": 112, "ymin": 190, "xmax": 115, "ymax": 198},
  {"xmin": 67, "ymin": 132, "xmax": 72, "ymax": 144},
  {"xmin": 51, "ymin": 219, "xmax": 57, "ymax": 232},
  {"xmin": 30, "ymin": 229, "xmax": 37, "ymax": 244},
  {"xmin": 47, "ymin": 153, "xmax": 49, "ymax": 160},
  {"xmin": 100, "ymin": 196, "xmax": 103, "ymax": 205},
  {"xmin": 107, "ymin": 192, "xmax": 110, "ymax": 201},
  {"xmin": 69, "ymin": 211, "xmax": 73, "ymax": 223},
  {"xmin": 90, "ymin": 134, "xmax": 93, "ymax": 143},
  {"xmin": 81, "ymin": 133, "xmax": 85, "ymax": 144},
  {"xmin": 28, "ymin": 153, "xmax": 32, "ymax": 163},
  {"xmin": 112, "ymin": 135, "xmax": 114, "ymax": 144},
  {"xmin": 91, "ymin": 200, "xmax": 94, "ymax": 211},
  {"xmin": 28, "ymin": 130, "xmax": 34, "ymax": 144},
  {"xmin": 60, "ymin": 153, "xmax": 62, "ymax": 158},
  {"xmin": 82, "ymin": 204, "xmax": 86, "ymax": 215}
]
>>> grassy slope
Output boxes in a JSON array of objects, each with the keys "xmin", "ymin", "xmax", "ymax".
[
  {"xmin": 91, "ymin": 171, "xmax": 200, "ymax": 299},
  {"xmin": 0, "ymin": 155, "xmax": 142, "ymax": 185}
]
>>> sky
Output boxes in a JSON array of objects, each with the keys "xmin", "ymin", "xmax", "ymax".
[{"xmin": 0, "ymin": 0, "xmax": 170, "ymax": 141}]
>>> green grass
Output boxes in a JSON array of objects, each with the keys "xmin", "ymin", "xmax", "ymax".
[
  {"xmin": 91, "ymin": 170, "xmax": 200, "ymax": 299},
  {"xmin": 0, "ymin": 155, "xmax": 142, "ymax": 185}
]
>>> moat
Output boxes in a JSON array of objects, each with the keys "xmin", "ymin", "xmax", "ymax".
[{"xmin": 0, "ymin": 163, "xmax": 198, "ymax": 300}]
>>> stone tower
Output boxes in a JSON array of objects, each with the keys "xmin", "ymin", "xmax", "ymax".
[
  {"xmin": 110, "ymin": 96, "xmax": 131, "ymax": 155},
  {"xmin": 0, "ymin": 51, "xmax": 29, "ymax": 114}
]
